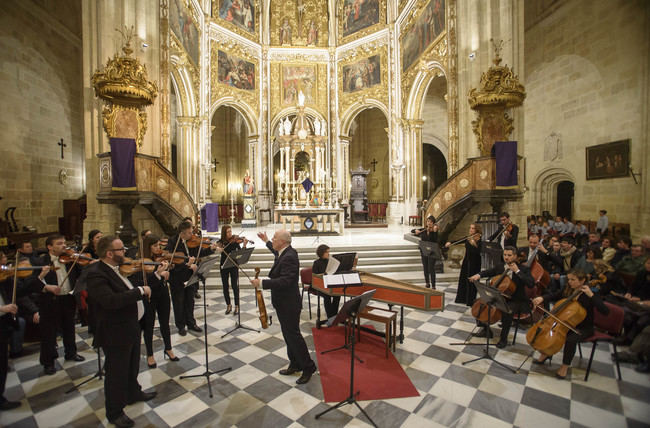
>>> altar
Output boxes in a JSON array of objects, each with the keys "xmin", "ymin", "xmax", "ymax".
[
  {"xmin": 271, "ymin": 91, "xmax": 343, "ymax": 235},
  {"xmin": 274, "ymin": 207, "xmax": 344, "ymax": 235}
]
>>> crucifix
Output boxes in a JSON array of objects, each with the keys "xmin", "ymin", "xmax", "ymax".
[
  {"xmin": 212, "ymin": 158, "xmax": 220, "ymax": 172},
  {"xmin": 370, "ymin": 158, "xmax": 378, "ymax": 172},
  {"xmin": 58, "ymin": 138, "xmax": 67, "ymax": 159}
]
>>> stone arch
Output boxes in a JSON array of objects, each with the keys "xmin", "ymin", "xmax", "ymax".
[
  {"xmin": 209, "ymin": 98, "xmax": 258, "ymax": 136},
  {"xmin": 170, "ymin": 57, "xmax": 198, "ymax": 117},
  {"xmin": 404, "ymin": 61, "xmax": 446, "ymax": 121},
  {"xmin": 270, "ymin": 106, "xmax": 326, "ymax": 148},
  {"xmin": 339, "ymin": 100, "xmax": 389, "ymax": 137},
  {"xmin": 532, "ymin": 167, "xmax": 577, "ymax": 216}
]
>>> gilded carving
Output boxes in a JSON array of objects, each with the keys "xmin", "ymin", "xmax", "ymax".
[
  {"xmin": 400, "ymin": 37, "xmax": 447, "ymax": 113},
  {"xmin": 212, "ymin": 0, "xmax": 261, "ymax": 43},
  {"xmin": 270, "ymin": 61, "xmax": 327, "ymax": 120},
  {"xmin": 210, "ymin": 40, "xmax": 260, "ymax": 115},
  {"xmin": 270, "ymin": 1, "xmax": 328, "ymax": 48},
  {"xmin": 468, "ymin": 39, "xmax": 526, "ymax": 155},
  {"xmin": 337, "ymin": 0, "xmax": 386, "ymax": 45},
  {"xmin": 160, "ymin": 0, "xmax": 171, "ymax": 166},
  {"xmin": 338, "ymin": 44, "xmax": 388, "ymax": 117}
]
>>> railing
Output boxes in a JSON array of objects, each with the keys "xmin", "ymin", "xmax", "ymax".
[{"xmin": 97, "ymin": 152, "xmax": 198, "ymax": 222}]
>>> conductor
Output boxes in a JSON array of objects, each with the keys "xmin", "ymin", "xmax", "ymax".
[
  {"xmin": 86, "ymin": 236, "xmax": 156, "ymax": 428},
  {"xmin": 251, "ymin": 229, "xmax": 317, "ymax": 384}
]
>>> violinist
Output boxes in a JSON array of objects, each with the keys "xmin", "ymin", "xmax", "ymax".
[
  {"xmin": 488, "ymin": 212, "xmax": 519, "ymax": 249},
  {"xmin": 469, "ymin": 246, "xmax": 535, "ymax": 347},
  {"xmin": 414, "ymin": 215, "xmax": 439, "ymax": 289},
  {"xmin": 86, "ymin": 229, "xmax": 103, "ymax": 260},
  {"xmin": 166, "ymin": 221, "xmax": 216, "ymax": 336},
  {"xmin": 218, "ymin": 225, "xmax": 248, "ymax": 315},
  {"xmin": 30, "ymin": 234, "xmax": 85, "ymax": 375},
  {"xmin": 125, "ymin": 229, "xmax": 152, "ymax": 259},
  {"xmin": 128, "ymin": 235, "xmax": 179, "ymax": 368},
  {"xmin": 446, "ymin": 223, "xmax": 482, "ymax": 306},
  {"xmin": 531, "ymin": 269, "xmax": 609, "ymax": 379}
]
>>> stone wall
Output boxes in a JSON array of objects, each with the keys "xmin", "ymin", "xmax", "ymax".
[
  {"xmin": 422, "ymin": 75, "xmax": 449, "ymax": 159},
  {"xmin": 0, "ymin": 1, "xmax": 84, "ymax": 235},
  {"xmin": 523, "ymin": 0, "xmax": 650, "ymax": 239},
  {"xmin": 349, "ymin": 108, "xmax": 389, "ymax": 201}
]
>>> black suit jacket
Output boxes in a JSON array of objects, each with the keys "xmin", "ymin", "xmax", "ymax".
[
  {"xmin": 488, "ymin": 224, "xmax": 519, "ymax": 248},
  {"xmin": 517, "ymin": 247, "xmax": 562, "ymax": 273},
  {"xmin": 86, "ymin": 261, "xmax": 144, "ymax": 347},
  {"xmin": 262, "ymin": 242, "xmax": 301, "ymax": 312},
  {"xmin": 29, "ymin": 253, "xmax": 81, "ymax": 309},
  {"xmin": 166, "ymin": 234, "xmax": 214, "ymax": 286},
  {"xmin": 479, "ymin": 263, "xmax": 535, "ymax": 304}
]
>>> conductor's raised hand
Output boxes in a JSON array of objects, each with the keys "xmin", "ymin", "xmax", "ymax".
[{"xmin": 257, "ymin": 231, "xmax": 269, "ymax": 243}]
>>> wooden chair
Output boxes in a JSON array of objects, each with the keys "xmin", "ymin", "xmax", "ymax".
[
  {"xmin": 578, "ymin": 302, "xmax": 625, "ymax": 381},
  {"xmin": 300, "ymin": 267, "xmax": 314, "ymax": 319}
]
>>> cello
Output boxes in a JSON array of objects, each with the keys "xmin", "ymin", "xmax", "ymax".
[
  {"xmin": 470, "ymin": 269, "xmax": 516, "ymax": 324},
  {"xmin": 525, "ymin": 287, "xmax": 586, "ymax": 356}
]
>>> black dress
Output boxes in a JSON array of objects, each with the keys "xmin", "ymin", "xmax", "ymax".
[
  {"xmin": 419, "ymin": 229, "xmax": 438, "ymax": 288},
  {"xmin": 219, "ymin": 240, "xmax": 241, "ymax": 307},
  {"xmin": 454, "ymin": 240, "xmax": 482, "ymax": 306}
]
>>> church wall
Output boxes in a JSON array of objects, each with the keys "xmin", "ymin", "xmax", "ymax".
[
  {"xmin": 0, "ymin": 1, "xmax": 84, "ymax": 235},
  {"xmin": 523, "ymin": 0, "xmax": 649, "ymax": 238},
  {"xmin": 210, "ymin": 107, "xmax": 249, "ymax": 203},
  {"xmin": 421, "ymin": 76, "xmax": 449, "ymax": 158}
]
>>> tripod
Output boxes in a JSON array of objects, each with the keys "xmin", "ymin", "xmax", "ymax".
[
  {"xmin": 320, "ymin": 315, "xmax": 363, "ymax": 363},
  {"xmin": 315, "ymin": 291, "xmax": 377, "ymax": 428},
  {"xmin": 66, "ymin": 347, "xmax": 103, "ymax": 394},
  {"xmin": 222, "ymin": 278, "xmax": 259, "ymax": 337},
  {"xmin": 450, "ymin": 281, "xmax": 517, "ymax": 373},
  {"xmin": 180, "ymin": 272, "xmax": 232, "ymax": 397}
]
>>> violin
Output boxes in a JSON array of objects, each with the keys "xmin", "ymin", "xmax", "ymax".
[
  {"xmin": 0, "ymin": 261, "xmax": 59, "ymax": 282},
  {"xmin": 186, "ymin": 234, "xmax": 216, "ymax": 249},
  {"xmin": 254, "ymin": 267, "xmax": 269, "ymax": 329},
  {"xmin": 159, "ymin": 251, "xmax": 191, "ymax": 264},
  {"xmin": 526, "ymin": 287, "xmax": 586, "ymax": 356},
  {"xmin": 118, "ymin": 258, "xmax": 163, "ymax": 276},
  {"xmin": 59, "ymin": 249, "xmax": 97, "ymax": 266},
  {"xmin": 447, "ymin": 232, "xmax": 482, "ymax": 246}
]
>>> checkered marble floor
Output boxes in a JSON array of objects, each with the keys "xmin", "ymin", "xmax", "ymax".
[{"xmin": 2, "ymin": 279, "xmax": 649, "ymax": 428}]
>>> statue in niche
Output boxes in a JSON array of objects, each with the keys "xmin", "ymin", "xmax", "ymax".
[
  {"xmin": 283, "ymin": 117, "xmax": 292, "ymax": 135},
  {"xmin": 297, "ymin": 0, "xmax": 305, "ymax": 36},
  {"xmin": 544, "ymin": 132, "xmax": 562, "ymax": 161},
  {"xmin": 278, "ymin": 121, "xmax": 285, "ymax": 136},
  {"xmin": 243, "ymin": 169, "xmax": 255, "ymax": 195},
  {"xmin": 307, "ymin": 20, "xmax": 318, "ymax": 45},
  {"xmin": 280, "ymin": 18, "xmax": 292, "ymax": 45},
  {"xmin": 320, "ymin": 119, "xmax": 327, "ymax": 136},
  {"xmin": 314, "ymin": 118, "xmax": 321, "ymax": 136}
]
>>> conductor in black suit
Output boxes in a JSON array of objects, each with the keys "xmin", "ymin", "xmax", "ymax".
[
  {"xmin": 252, "ymin": 229, "xmax": 317, "ymax": 384},
  {"xmin": 86, "ymin": 236, "xmax": 156, "ymax": 428},
  {"xmin": 488, "ymin": 212, "xmax": 519, "ymax": 248}
]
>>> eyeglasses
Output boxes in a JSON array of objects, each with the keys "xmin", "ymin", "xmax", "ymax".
[{"xmin": 109, "ymin": 247, "xmax": 126, "ymax": 252}]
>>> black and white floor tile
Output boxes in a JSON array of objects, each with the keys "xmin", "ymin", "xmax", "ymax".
[{"xmin": 2, "ymin": 279, "xmax": 649, "ymax": 428}]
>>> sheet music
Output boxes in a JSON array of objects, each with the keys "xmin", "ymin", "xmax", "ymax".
[
  {"xmin": 342, "ymin": 273, "xmax": 361, "ymax": 284},
  {"xmin": 325, "ymin": 257, "xmax": 340, "ymax": 275},
  {"xmin": 323, "ymin": 274, "xmax": 344, "ymax": 288}
]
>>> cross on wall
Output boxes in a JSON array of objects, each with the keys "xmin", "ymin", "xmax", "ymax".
[
  {"xmin": 370, "ymin": 158, "xmax": 378, "ymax": 172},
  {"xmin": 58, "ymin": 138, "xmax": 67, "ymax": 159}
]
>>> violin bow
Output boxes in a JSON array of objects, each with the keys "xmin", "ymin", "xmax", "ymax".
[
  {"xmin": 11, "ymin": 251, "xmax": 19, "ymax": 320},
  {"xmin": 530, "ymin": 302, "xmax": 581, "ymax": 334},
  {"xmin": 138, "ymin": 233, "xmax": 150, "ymax": 302}
]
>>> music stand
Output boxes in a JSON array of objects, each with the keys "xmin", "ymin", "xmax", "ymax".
[
  {"xmin": 418, "ymin": 240, "xmax": 442, "ymax": 260},
  {"xmin": 453, "ymin": 281, "xmax": 517, "ymax": 373},
  {"xmin": 315, "ymin": 290, "xmax": 377, "ymax": 428},
  {"xmin": 180, "ymin": 256, "xmax": 232, "ymax": 398},
  {"xmin": 220, "ymin": 247, "xmax": 257, "ymax": 337},
  {"xmin": 321, "ymin": 283, "xmax": 366, "ymax": 363}
]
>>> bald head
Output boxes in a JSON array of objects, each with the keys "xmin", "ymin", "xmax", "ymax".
[{"xmin": 272, "ymin": 229, "xmax": 292, "ymax": 251}]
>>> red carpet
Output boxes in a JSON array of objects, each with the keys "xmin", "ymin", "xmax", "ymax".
[{"xmin": 313, "ymin": 326, "xmax": 419, "ymax": 403}]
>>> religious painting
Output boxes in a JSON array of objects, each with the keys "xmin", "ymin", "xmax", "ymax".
[
  {"xmin": 586, "ymin": 139, "xmax": 630, "ymax": 180},
  {"xmin": 402, "ymin": 0, "xmax": 446, "ymax": 72},
  {"xmin": 217, "ymin": 0, "xmax": 255, "ymax": 33},
  {"xmin": 342, "ymin": 0, "xmax": 380, "ymax": 37},
  {"xmin": 342, "ymin": 55, "xmax": 381, "ymax": 93},
  {"xmin": 282, "ymin": 65, "xmax": 316, "ymax": 105},
  {"xmin": 169, "ymin": 0, "xmax": 200, "ymax": 66},
  {"xmin": 217, "ymin": 50, "xmax": 255, "ymax": 90}
]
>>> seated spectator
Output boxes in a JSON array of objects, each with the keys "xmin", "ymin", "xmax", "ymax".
[
  {"xmin": 601, "ymin": 237, "xmax": 616, "ymax": 263},
  {"xmin": 611, "ymin": 236, "xmax": 632, "ymax": 266},
  {"xmin": 615, "ymin": 257, "xmax": 650, "ymax": 346},
  {"xmin": 616, "ymin": 244, "xmax": 646, "ymax": 276},
  {"xmin": 561, "ymin": 217, "xmax": 576, "ymax": 238},
  {"xmin": 575, "ymin": 221, "xmax": 588, "ymax": 247},
  {"xmin": 539, "ymin": 221, "xmax": 550, "ymax": 239},
  {"xmin": 642, "ymin": 235, "xmax": 650, "ymax": 257},
  {"xmin": 552, "ymin": 216, "xmax": 565, "ymax": 235},
  {"xmin": 559, "ymin": 237, "xmax": 581, "ymax": 272},
  {"xmin": 586, "ymin": 232, "xmax": 601, "ymax": 251},
  {"xmin": 576, "ymin": 247, "xmax": 602, "ymax": 278}
]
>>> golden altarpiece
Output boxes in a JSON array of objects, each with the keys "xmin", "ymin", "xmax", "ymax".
[{"xmin": 151, "ymin": 0, "xmax": 465, "ymax": 234}]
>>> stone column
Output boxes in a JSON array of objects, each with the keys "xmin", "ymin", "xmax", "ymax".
[{"xmin": 82, "ymin": 0, "xmax": 161, "ymax": 236}]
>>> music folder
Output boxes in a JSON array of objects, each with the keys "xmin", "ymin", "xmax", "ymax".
[
  {"xmin": 185, "ymin": 255, "xmax": 220, "ymax": 288},
  {"xmin": 221, "ymin": 247, "xmax": 255, "ymax": 270},
  {"xmin": 418, "ymin": 240, "xmax": 442, "ymax": 259},
  {"xmin": 327, "ymin": 289, "xmax": 376, "ymax": 327}
]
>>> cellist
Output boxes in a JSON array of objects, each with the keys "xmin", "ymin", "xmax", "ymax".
[
  {"xmin": 531, "ymin": 269, "xmax": 609, "ymax": 379},
  {"xmin": 469, "ymin": 246, "xmax": 535, "ymax": 348}
]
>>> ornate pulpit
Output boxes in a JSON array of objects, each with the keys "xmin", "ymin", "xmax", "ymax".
[{"xmin": 350, "ymin": 166, "xmax": 370, "ymax": 223}]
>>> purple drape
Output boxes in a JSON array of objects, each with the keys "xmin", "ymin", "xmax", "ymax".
[
  {"xmin": 109, "ymin": 138, "xmax": 137, "ymax": 191},
  {"xmin": 493, "ymin": 141, "xmax": 518, "ymax": 188},
  {"xmin": 201, "ymin": 203, "xmax": 219, "ymax": 232},
  {"xmin": 302, "ymin": 178, "xmax": 314, "ymax": 193}
]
